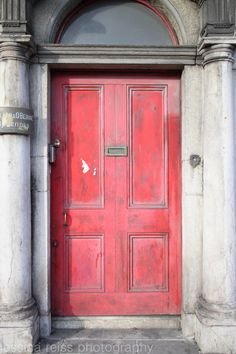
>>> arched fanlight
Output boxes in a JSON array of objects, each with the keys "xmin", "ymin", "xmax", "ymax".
[{"xmin": 57, "ymin": 0, "xmax": 177, "ymax": 45}]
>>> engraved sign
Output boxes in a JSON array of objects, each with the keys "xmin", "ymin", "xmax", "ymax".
[{"xmin": 0, "ymin": 107, "xmax": 34, "ymax": 135}]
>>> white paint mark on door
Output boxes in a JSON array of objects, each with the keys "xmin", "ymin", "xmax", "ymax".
[
  {"xmin": 93, "ymin": 168, "xmax": 97, "ymax": 176},
  {"xmin": 81, "ymin": 159, "xmax": 90, "ymax": 174}
]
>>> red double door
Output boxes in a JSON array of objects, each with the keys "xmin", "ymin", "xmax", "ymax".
[{"xmin": 51, "ymin": 73, "xmax": 181, "ymax": 316}]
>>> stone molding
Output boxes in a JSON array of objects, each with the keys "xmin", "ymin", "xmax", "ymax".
[
  {"xmin": 0, "ymin": 40, "xmax": 35, "ymax": 62},
  {"xmin": 199, "ymin": 43, "xmax": 235, "ymax": 66},
  {"xmin": 34, "ymin": 45, "xmax": 197, "ymax": 66},
  {"xmin": 0, "ymin": 298, "xmax": 38, "ymax": 322}
]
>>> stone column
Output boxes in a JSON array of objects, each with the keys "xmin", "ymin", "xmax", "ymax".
[
  {"xmin": 0, "ymin": 42, "xmax": 39, "ymax": 353},
  {"xmin": 195, "ymin": 44, "xmax": 236, "ymax": 353}
]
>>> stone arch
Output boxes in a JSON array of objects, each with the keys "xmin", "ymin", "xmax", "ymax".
[{"xmin": 31, "ymin": 0, "xmax": 200, "ymax": 45}]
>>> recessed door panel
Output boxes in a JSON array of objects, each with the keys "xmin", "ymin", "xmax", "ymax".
[
  {"xmin": 51, "ymin": 73, "xmax": 181, "ymax": 316},
  {"xmin": 66, "ymin": 87, "xmax": 104, "ymax": 208},
  {"xmin": 129, "ymin": 234, "xmax": 168, "ymax": 292},
  {"xmin": 129, "ymin": 87, "xmax": 167, "ymax": 207},
  {"xmin": 65, "ymin": 235, "xmax": 104, "ymax": 292}
]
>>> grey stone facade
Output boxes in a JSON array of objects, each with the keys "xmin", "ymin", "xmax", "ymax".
[{"xmin": 0, "ymin": 1, "xmax": 236, "ymax": 353}]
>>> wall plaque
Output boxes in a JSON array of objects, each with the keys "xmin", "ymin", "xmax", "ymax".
[{"xmin": 0, "ymin": 107, "xmax": 33, "ymax": 135}]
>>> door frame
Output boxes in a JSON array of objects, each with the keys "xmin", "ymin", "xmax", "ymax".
[{"xmin": 31, "ymin": 59, "xmax": 203, "ymax": 337}]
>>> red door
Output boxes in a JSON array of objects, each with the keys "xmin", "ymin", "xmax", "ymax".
[{"xmin": 51, "ymin": 73, "xmax": 181, "ymax": 316}]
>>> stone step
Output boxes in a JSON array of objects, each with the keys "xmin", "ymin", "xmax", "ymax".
[
  {"xmin": 52, "ymin": 316, "xmax": 181, "ymax": 330},
  {"xmin": 34, "ymin": 329, "xmax": 200, "ymax": 354}
]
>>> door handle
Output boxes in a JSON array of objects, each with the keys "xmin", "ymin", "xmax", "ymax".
[
  {"xmin": 49, "ymin": 138, "xmax": 61, "ymax": 164},
  {"xmin": 63, "ymin": 210, "xmax": 68, "ymax": 227},
  {"xmin": 52, "ymin": 240, "xmax": 59, "ymax": 248}
]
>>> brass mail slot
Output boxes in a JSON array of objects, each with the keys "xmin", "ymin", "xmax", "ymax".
[{"xmin": 105, "ymin": 146, "xmax": 128, "ymax": 157}]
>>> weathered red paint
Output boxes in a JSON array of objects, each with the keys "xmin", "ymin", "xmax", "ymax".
[{"xmin": 51, "ymin": 73, "xmax": 181, "ymax": 316}]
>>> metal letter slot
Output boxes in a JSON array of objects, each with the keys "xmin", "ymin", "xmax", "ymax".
[{"xmin": 105, "ymin": 146, "xmax": 128, "ymax": 157}]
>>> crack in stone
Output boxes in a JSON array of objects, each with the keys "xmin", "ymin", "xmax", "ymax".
[{"xmin": 8, "ymin": 235, "xmax": 14, "ymax": 284}]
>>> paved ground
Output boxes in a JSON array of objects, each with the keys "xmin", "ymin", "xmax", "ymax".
[{"xmin": 34, "ymin": 329, "xmax": 200, "ymax": 354}]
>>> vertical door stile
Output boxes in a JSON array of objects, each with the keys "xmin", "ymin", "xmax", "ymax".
[
  {"xmin": 104, "ymin": 83, "xmax": 116, "ymax": 294},
  {"xmin": 114, "ymin": 83, "xmax": 128, "ymax": 293}
]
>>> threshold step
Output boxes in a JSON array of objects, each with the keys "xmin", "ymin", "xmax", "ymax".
[{"xmin": 52, "ymin": 316, "xmax": 181, "ymax": 330}]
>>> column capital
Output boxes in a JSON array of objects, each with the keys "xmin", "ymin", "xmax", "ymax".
[
  {"xmin": 196, "ymin": 296, "xmax": 236, "ymax": 326},
  {"xmin": 0, "ymin": 40, "xmax": 35, "ymax": 62},
  {"xmin": 0, "ymin": 0, "xmax": 34, "ymax": 57},
  {"xmin": 0, "ymin": 0, "xmax": 32, "ymax": 35},
  {"xmin": 198, "ymin": 0, "xmax": 235, "ymax": 37},
  {"xmin": 199, "ymin": 43, "xmax": 235, "ymax": 67}
]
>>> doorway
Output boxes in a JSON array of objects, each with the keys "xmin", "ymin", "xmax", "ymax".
[{"xmin": 51, "ymin": 72, "xmax": 181, "ymax": 316}]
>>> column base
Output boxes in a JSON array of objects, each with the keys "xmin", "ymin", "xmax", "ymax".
[
  {"xmin": 0, "ymin": 300, "xmax": 39, "ymax": 354},
  {"xmin": 195, "ymin": 297, "xmax": 236, "ymax": 353}
]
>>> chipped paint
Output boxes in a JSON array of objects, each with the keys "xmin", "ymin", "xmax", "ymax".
[
  {"xmin": 93, "ymin": 168, "xmax": 97, "ymax": 176},
  {"xmin": 81, "ymin": 159, "xmax": 90, "ymax": 174}
]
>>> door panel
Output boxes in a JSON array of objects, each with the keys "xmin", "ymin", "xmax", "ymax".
[
  {"xmin": 65, "ymin": 235, "xmax": 104, "ymax": 292},
  {"xmin": 51, "ymin": 73, "xmax": 181, "ymax": 316},
  {"xmin": 129, "ymin": 234, "xmax": 168, "ymax": 292},
  {"xmin": 129, "ymin": 87, "xmax": 166, "ymax": 207},
  {"xmin": 66, "ymin": 87, "xmax": 104, "ymax": 208}
]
